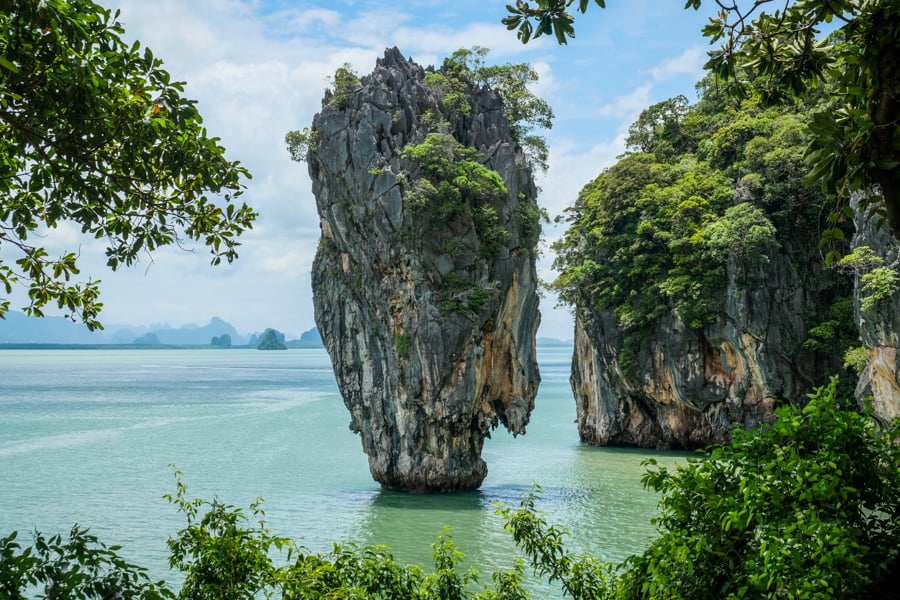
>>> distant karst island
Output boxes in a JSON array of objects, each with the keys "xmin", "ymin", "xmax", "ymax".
[
  {"xmin": 0, "ymin": 311, "xmax": 325, "ymax": 349},
  {"xmin": 0, "ymin": 310, "xmax": 571, "ymax": 350}
]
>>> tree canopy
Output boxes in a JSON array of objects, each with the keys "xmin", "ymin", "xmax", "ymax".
[
  {"xmin": 288, "ymin": 47, "xmax": 554, "ymax": 172},
  {"xmin": 442, "ymin": 46, "xmax": 554, "ymax": 171},
  {"xmin": 551, "ymin": 78, "xmax": 859, "ymax": 377},
  {"xmin": 504, "ymin": 0, "xmax": 900, "ymax": 243},
  {"xmin": 0, "ymin": 0, "xmax": 256, "ymax": 330}
]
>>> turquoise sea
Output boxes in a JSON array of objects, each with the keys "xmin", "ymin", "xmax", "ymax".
[{"xmin": 0, "ymin": 346, "xmax": 682, "ymax": 594}]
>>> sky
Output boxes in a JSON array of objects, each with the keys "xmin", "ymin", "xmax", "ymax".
[{"xmin": 29, "ymin": 0, "xmax": 724, "ymax": 339}]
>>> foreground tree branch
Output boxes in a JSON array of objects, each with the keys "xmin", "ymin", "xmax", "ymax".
[
  {"xmin": 503, "ymin": 1, "xmax": 900, "ymax": 245},
  {"xmin": 0, "ymin": 0, "xmax": 257, "ymax": 329}
]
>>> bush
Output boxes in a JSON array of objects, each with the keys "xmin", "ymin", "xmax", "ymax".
[
  {"xmin": 860, "ymin": 266, "xmax": 900, "ymax": 312},
  {"xmin": 0, "ymin": 527, "xmax": 174, "ymax": 599},
  {"xmin": 616, "ymin": 378, "xmax": 900, "ymax": 599}
]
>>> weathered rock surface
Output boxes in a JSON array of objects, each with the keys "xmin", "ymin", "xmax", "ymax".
[
  {"xmin": 307, "ymin": 48, "xmax": 541, "ymax": 491},
  {"xmin": 852, "ymin": 203, "xmax": 900, "ymax": 425},
  {"xmin": 571, "ymin": 244, "xmax": 845, "ymax": 448}
]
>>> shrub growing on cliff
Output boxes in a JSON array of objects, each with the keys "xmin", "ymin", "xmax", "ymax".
[
  {"xmin": 504, "ymin": 2, "xmax": 900, "ymax": 242},
  {"xmin": 401, "ymin": 131, "xmax": 512, "ymax": 263},
  {"xmin": 837, "ymin": 244, "xmax": 900, "ymax": 312},
  {"xmin": 325, "ymin": 63, "xmax": 359, "ymax": 110},
  {"xmin": 551, "ymin": 87, "xmax": 855, "ymax": 378},
  {"xmin": 860, "ymin": 266, "xmax": 900, "ymax": 312},
  {"xmin": 434, "ymin": 46, "xmax": 554, "ymax": 172}
]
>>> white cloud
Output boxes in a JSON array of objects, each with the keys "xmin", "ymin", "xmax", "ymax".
[
  {"xmin": 273, "ymin": 8, "xmax": 343, "ymax": 35},
  {"xmin": 529, "ymin": 60, "xmax": 559, "ymax": 98},
  {"xmin": 539, "ymin": 137, "xmax": 624, "ymax": 220},
  {"xmin": 648, "ymin": 46, "xmax": 706, "ymax": 82},
  {"xmin": 259, "ymin": 249, "xmax": 316, "ymax": 276},
  {"xmin": 597, "ymin": 83, "xmax": 652, "ymax": 119}
]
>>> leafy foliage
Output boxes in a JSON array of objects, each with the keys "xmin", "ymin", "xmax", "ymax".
[
  {"xmin": 802, "ymin": 297, "xmax": 855, "ymax": 356},
  {"xmin": 503, "ymin": 1, "xmax": 900, "ymax": 241},
  {"xmin": 843, "ymin": 345, "xmax": 867, "ymax": 375},
  {"xmin": 441, "ymin": 47, "xmax": 554, "ymax": 172},
  {"xmin": 498, "ymin": 486, "xmax": 616, "ymax": 599},
  {"xmin": 703, "ymin": 202, "xmax": 778, "ymax": 266},
  {"xmin": 619, "ymin": 378, "xmax": 900, "ymax": 599},
  {"xmin": 551, "ymin": 149, "xmax": 739, "ymax": 334},
  {"xmin": 402, "ymin": 131, "xmax": 513, "ymax": 255},
  {"xmin": 325, "ymin": 63, "xmax": 360, "ymax": 110},
  {"xmin": 399, "ymin": 132, "xmax": 517, "ymax": 315},
  {"xmin": 625, "ymin": 95, "xmax": 694, "ymax": 161},
  {"xmin": 0, "ymin": 527, "xmax": 174, "ymax": 599},
  {"xmin": 836, "ymin": 244, "xmax": 900, "ymax": 312},
  {"xmin": 0, "ymin": 0, "xmax": 256, "ymax": 329},
  {"xmin": 283, "ymin": 64, "xmax": 359, "ymax": 164},
  {"xmin": 860, "ymin": 265, "xmax": 900, "ymax": 312},
  {"xmin": 2, "ymin": 470, "xmax": 534, "ymax": 599},
  {"xmin": 552, "ymin": 82, "xmax": 852, "ymax": 374},
  {"xmin": 287, "ymin": 47, "xmax": 553, "ymax": 173},
  {"xmin": 500, "ymin": 380, "xmax": 900, "ymax": 599},
  {"xmin": 502, "ymin": 0, "xmax": 611, "ymax": 45},
  {"xmin": 284, "ymin": 128, "xmax": 317, "ymax": 163}
]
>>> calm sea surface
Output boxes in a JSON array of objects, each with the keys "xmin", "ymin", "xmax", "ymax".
[{"xmin": 0, "ymin": 346, "xmax": 682, "ymax": 595}]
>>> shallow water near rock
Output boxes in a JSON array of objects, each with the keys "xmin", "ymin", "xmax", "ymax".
[{"xmin": 0, "ymin": 345, "xmax": 683, "ymax": 595}]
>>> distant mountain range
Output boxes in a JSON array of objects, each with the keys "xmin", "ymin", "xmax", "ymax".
[
  {"xmin": 0, "ymin": 311, "xmax": 571, "ymax": 348},
  {"xmin": 0, "ymin": 311, "xmax": 322, "ymax": 347}
]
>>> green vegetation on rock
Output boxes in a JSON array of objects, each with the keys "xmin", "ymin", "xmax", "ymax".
[
  {"xmin": 256, "ymin": 328, "xmax": 286, "ymax": 350},
  {"xmin": 439, "ymin": 47, "xmax": 554, "ymax": 172},
  {"xmin": 504, "ymin": 0, "xmax": 900, "ymax": 243},
  {"xmin": 325, "ymin": 63, "xmax": 360, "ymax": 110},
  {"xmin": 552, "ymin": 81, "xmax": 854, "ymax": 376},
  {"xmin": 401, "ymin": 132, "xmax": 509, "ymax": 254}
]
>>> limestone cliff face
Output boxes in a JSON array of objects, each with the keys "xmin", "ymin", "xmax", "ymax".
[
  {"xmin": 307, "ymin": 48, "xmax": 541, "ymax": 492},
  {"xmin": 852, "ymin": 206, "xmax": 900, "ymax": 425},
  {"xmin": 572, "ymin": 241, "xmax": 844, "ymax": 449}
]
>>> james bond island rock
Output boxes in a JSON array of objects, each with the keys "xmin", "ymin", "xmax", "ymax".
[
  {"xmin": 554, "ymin": 93, "xmax": 857, "ymax": 449},
  {"xmin": 305, "ymin": 48, "xmax": 542, "ymax": 492}
]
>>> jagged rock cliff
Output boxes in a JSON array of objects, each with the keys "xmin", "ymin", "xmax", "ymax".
[
  {"xmin": 307, "ymin": 48, "xmax": 541, "ymax": 491},
  {"xmin": 571, "ymin": 248, "xmax": 842, "ymax": 448},
  {"xmin": 852, "ymin": 203, "xmax": 900, "ymax": 425},
  {"xmin": 558, "ymin": 98, "xmax": 856, "ymax": 449}
]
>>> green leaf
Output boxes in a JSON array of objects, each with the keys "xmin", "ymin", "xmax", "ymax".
[{"xmin": 0, "ymin": 55, "xmax": 19, "ymax": 73}]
